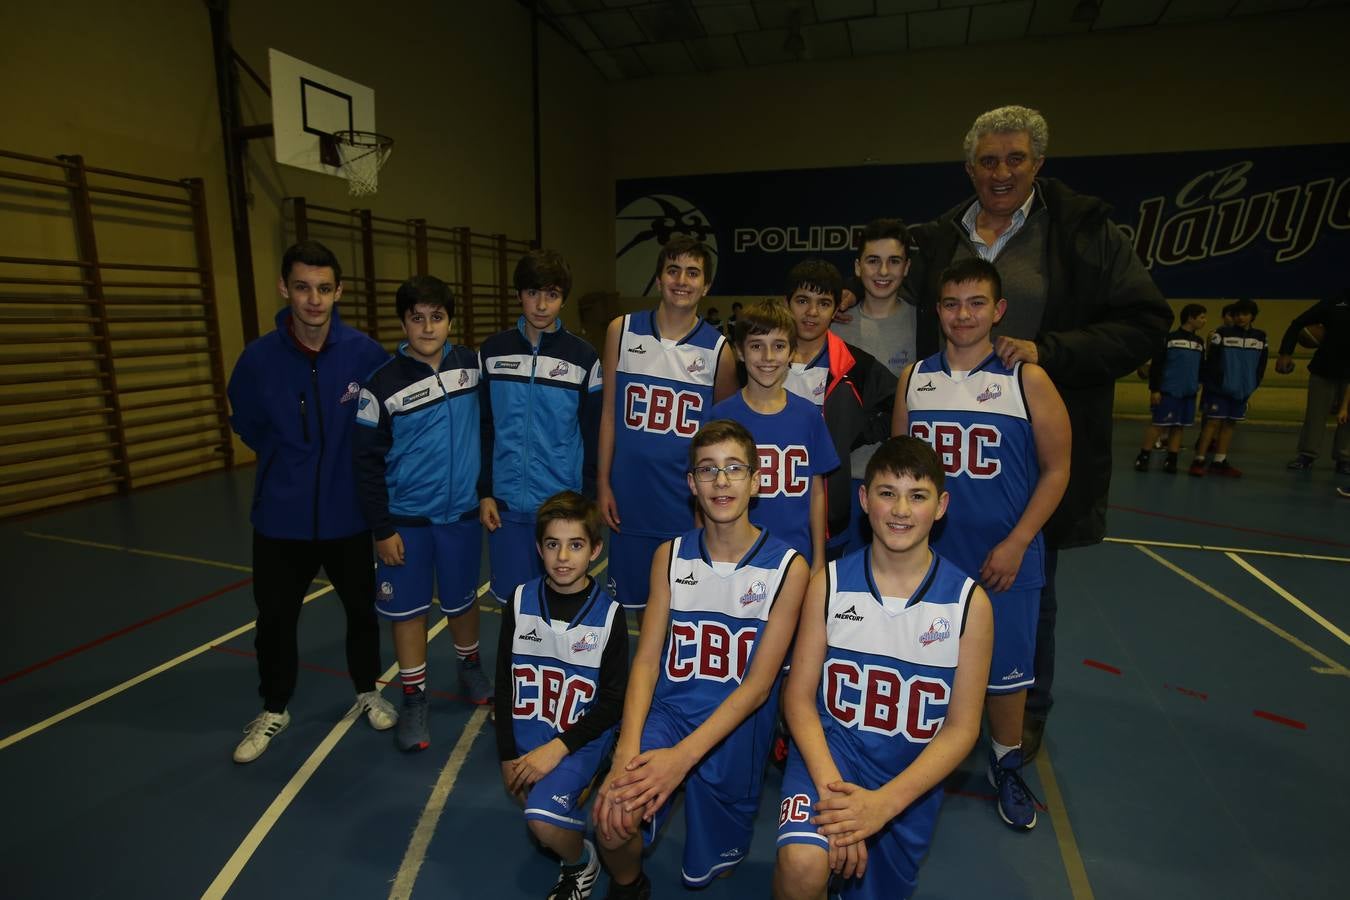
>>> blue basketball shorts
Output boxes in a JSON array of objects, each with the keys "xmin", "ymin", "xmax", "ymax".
[
  {"xmin": 986, "ymin": 586, "xmax": 1038, "ymax": 693},
  {"xmin": 605, "ymin": 531, "xmax": 668, "ymax": 610},
  {"xmin": 637, "ymin": 702, "xmax": 765, "ymax": 887},
  {"xmin": 776, "ymin": 743, "xmax": 935, "ymax": 900},
  {"xmin": 521, "ymin": 731, "xmax": 613, "ymax": 833},
  {"xmin": 374, "ymin": 519, "xmax": 482, "ymax": 620},
  {"xmin": 1202, "ymin": 392, "xmax": 1247, "ymax": 421},
  {"xmin": 1151, "ymin": 393, "xmax": 1197, "ymax": 428},
  {"xmin": 488, "ymin": 510, "xmax": 543, "ymax": 604}
]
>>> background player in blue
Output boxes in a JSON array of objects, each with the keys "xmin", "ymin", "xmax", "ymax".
[
  {"xmin": 479, "ymin": 249, "xmax": 603, "ymax": 603},
  {"xmin": 494, "ymin": 491, "xmax": 628, "ymax": 900},
  {"xmin": 893, "ymin": 258, "xmax": 1069, "ymax": 831},
  {"xmin": 774, "ymin": 437, "xmax": 993, "ymax": 900},
  {"xmin": 596, "ymin": 236, "xmax": 738, "ymax": 614},
  {"xmin": 713, "ymin": 299, "xmax": 839, "ymax": 571},
  {"xmin": 354, "ymin": 275, "xmax": 491, "ymax": 753},
  {"xmin": 594, "ymin": 420, "xmax": 809, "ymax": 898},
  {"xmin": 1134, "ymin": 303, "xmax": 1207, "ymax": 473},
  {"xmin": 1188, "ymin": 298, "xmax": 1269, "ymax": 478}
]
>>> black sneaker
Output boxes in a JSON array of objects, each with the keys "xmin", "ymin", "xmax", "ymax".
[
  {"xmin": 1133, "ymin": 451, "xmax": 1150, "ymax": 472},
  {"xmin": 549, "ymin": 840, "xmax": 599, "ymax": 900},
  {"xmin": 605, "ymin": 873, "xmax": 651, "ymax": 900},
  {"xmin": 1286, "ymin": 454, "xmax": 1315, "ymax": 470},
  {"xmin": 1162, "ymin": 454, "xmax": 1178, "ymax": 474}
]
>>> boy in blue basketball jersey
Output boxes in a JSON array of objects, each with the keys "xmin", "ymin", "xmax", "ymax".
[
  {"xmin": 893, "ymin": 258, "xmax": 1070, "ymax": 831},
  {"xmin": 1189, "ymin": 298, "xmax": 1268, "ymax": 478},
  {"xmin": 713, "ymin": 299, "xmax": 839, "ymax": 571},
  {"xmin": 495, "ymin": 491, "xmax": 628, "ymax": 900},
  {"xmin": 479, "ymin": 250, "xmax": 603, "ymax": 602},
  {"xmin": 1135, "ymin": 303, "xmax": 1207, "ymax": 473},
  {"xmin": 774, "ymin": 437, "xmax": 993, "ymax": 900},
  {"xmin": 597, "ymin": 237, "xmax": 738, "ymax": 613},
  {"xmin": 354, "ymin": 275, "xmax": 491, "ymax": 753},
  {"xmin": 595, "ymin": 420, "xmax": 809, "ymax": 898}
]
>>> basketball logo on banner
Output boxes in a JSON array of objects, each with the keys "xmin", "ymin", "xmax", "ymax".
[{"xmin": 615, "ymin": 194, "xmax": 719, "ymax": 297}]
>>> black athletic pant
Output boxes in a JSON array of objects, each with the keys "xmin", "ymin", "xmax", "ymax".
[
  {"xmin": 1025, "ymin": 546, "xmax": 1058, "ymax": 721},
  {"xmin": 252, "ymin": 530, "xmax": 381, "ymax": 713}
]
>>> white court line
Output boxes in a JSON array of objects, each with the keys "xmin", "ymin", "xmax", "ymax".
[
  {"xmin": 388, "ymin": 706, "xmax": 491, "ymax": 900},
  {"xmin": 1104, "ymin": 536, "xmax": 1350, "ymax": 564},
  {"xmin": 1227, "ymin": 552, "xmax": 1350, "ymax": 648},
  {"xmin": 0, "ymin": 584, "xmax": 334, "ymax": 752}
]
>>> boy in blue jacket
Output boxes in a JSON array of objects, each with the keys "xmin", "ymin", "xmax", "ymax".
[
  {"xmin": 354, "ymin": 275, "xmax": 491, "ymax": 752},
  {"xmin": 478, "ymin": 250, "xmax": 602, "ymax": 603},
  {"xmin": 1189, "ymin": 299, "xmax": 1268, "ymax": 478},
  {"xmin": 1135, "ymin": 303, "xmax": 1207, "ymax": 473},
  {"xmin": 226, "ymin": 240, "xmax": 397, "ymax": 764}
]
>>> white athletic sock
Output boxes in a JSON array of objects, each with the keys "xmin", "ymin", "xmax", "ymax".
[
  {"xmin": 1213, "ymin": 453, "xmax": 1227, "ymax": 463},
  {"xmin": 992, "ymin": 739, "xmax": 1020, "ymax": 762},
  {"xmin": 454, "ymin": 641, "xmax": 480, "ymax": 662}
]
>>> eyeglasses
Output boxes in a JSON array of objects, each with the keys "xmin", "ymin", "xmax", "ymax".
[{"xmin": 691, "ymin": 463, "xmax": 752, "ymax": 482}]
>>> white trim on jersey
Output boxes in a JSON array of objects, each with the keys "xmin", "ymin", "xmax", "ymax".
[{"xmin": 617, "ymin": 314, "xmax": 721, "ymax": 388}]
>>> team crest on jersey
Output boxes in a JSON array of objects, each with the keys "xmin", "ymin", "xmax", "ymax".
[
  {"xmin": 494, "ymin": 359, "xmax": 522, "ymax": 370},
  {"xmin": 458, "ymin": 369, "xmax": 469, "ymax": 386},
  {"xmin": 674, "ymin": 570, "xmax": 699, "ymax": 586},
  {"xmin": 739, "ymin": 580, "xmax": 768, "ymax": 606},
  {"xmin": 919, "ymin": 617, "xmax": 952, "ymax": 646},
  {"xmin": 378, "ymin": 581, "xmax": 394, "ymax": 600},
  {"xmin": 571, "ymin": 631, "xmax": 600, "ymax": 653},
  {"xmin": 550, "ymin": 361, "xmax": 570, "ymax": 377},
  {"xmin": 917, "ymin": 378, "xmax": 936, "ymax": 392},
  {"xmin": 976, "ymin": 383, "xmax": 1002, "ymax": 403},
  {"xmin": 519, "ymin": 627, "xmax": 543, "ymax": 643},
  {"xmin": 813, "ymin": 381, "xmax": 826, "ymax": 396},
  {"xmin": 340, "ymin": 381, "xmax": 361, "ymax": 403},
  {"xmin": 686, "ymin": 356, "xmax": 706, "ymax": 374}
]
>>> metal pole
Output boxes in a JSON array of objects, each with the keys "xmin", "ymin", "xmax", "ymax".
[{"xmin": 531, "ymin": 0, "xmax": 543, "ymax": 249}]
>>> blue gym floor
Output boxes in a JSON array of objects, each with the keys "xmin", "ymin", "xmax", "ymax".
[{"xmin": 1, "ymin": 423, "xmax": 1346, "ymax": 899}]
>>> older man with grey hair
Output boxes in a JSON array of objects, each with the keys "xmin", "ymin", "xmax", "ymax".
[{"xmin": 901, "ymin": 104, "xmax": 1171, "ymax": 821}]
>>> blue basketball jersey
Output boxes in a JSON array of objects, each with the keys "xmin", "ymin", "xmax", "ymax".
[
  {"xmin": 818, "ymin": 548, "xmax": 974, "ymax": 817},
  {"xmin": 509, "ymin": 577, "xmax": 621, "ymax": 754},
  {"xmin": 611, "ymin": 311, "xmax": 727, "ymax": 537},
  {"xmin": 653, "ymin": 528, "xmax": 799, "ymax": 796},
  {"xmin": 905, "ymin": 352, "xmax": 1044, "ymax": 590},
  {"xmin": 709, "ymin": 391, "xmax": 839, "ymax": 565}
]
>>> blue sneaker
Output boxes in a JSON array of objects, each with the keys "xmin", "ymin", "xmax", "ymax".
[
  {"xmin": 458, "ymin": 657, "xmax": 493, "ymax": 706},
  {"xmin": 988, "ymin": 746, "xmax": 1039, "ymax": 831},
  {"xmin": 397, "ymin": 689, "xmax": 430, "ymax": 752}
]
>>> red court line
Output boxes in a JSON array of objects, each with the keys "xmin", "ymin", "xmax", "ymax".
[
  {"xmin": 1253, "ymin": 709, "xmax": 1307, "ymax": 730},
  {"xmin": 1109, "ymin": 504, "xmax": 1350, "ymax": 549},
  {"xmin": 1082, "ymin": 658, "xmax": 1122, "ymax": 675},
  {"xmin": 209, "ymin": 644, "xmax": 473, "ymax": 704},
  {"xmin": 1165, "ymin": 684, "xmax": 1209, "ymax": 701},
  {"xmin": 0, "ymin": 576, "xmax": 253, "ymax": 686}
]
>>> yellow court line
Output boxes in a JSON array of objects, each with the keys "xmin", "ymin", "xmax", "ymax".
[
  {"xmin": 1226, "ymin": 553, "xmax": 1350, "ymax": 648},
  {"xmin": 1133, "ymin": 545, "xmax": 1350, "ymax": 676},
  {"xmin": 388, "ymin": 706, "xmax": 491, "ymax": 900},
  {"xmin": 0, "ymin": 584, "xmax": 334, "ymax": 752},
  {"xmin": 23, "ymin": 530, "xmax": 258, "ymax": 574},
  {"xmin": 1035, "ymin": 745, "xmax": 1095, "ymax": 900},
  {"xmin": 1104, "ymin": 536, "xmax": 1350, "ymax": 565}
]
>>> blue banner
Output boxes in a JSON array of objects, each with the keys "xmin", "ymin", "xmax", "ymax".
[{"xmin": 615, "ymin": 143, "xmax": 1350, "ymax": 300}]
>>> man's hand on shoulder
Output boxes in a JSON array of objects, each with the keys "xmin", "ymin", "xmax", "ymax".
[{"xmin": 994, "ymin": 336, "xmax": 1039, "ymax": 367}]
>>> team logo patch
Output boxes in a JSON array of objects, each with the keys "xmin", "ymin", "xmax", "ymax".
[
  {"xmin": 551, "ymin": 793, "xmax": 570, "ymax": 807},
  {"xmin": 686, "ymin": 356, "xmax": 706, "ymax": 374},
  {"xmin": 720, "ymin": 848, "xmax": 743, "ymax": 859},
  {"xmin": 378, "ymin": 581, "xmax": 394, "ymax": 600},
  {"xmin": 494, "ymin": 359, "xmax": 522, "ymax": 370},
  {"xmin": 571, "ymin": 631, "xmax": 600, "ymax": 653},
  {"xmin": 458, "ymin": 369, "xmax": 469, "ymax": 386},
  {"xmin": 627, "ymin": 344, "xmax": 647, "ymax": 354},
  {"xmin": 833, "ymin": 604, "xmax": 864, "ymax": 622},
  {"xmin": 739, "ymin": 580, "xmax": 767, "ymax": 606},
  {"xmin": 404, "ymin": 387, "xmax": 431, "ymax": 405},
  {"xmin": 1002, "ymin": 667, "xmax": 1025, "ymax": 681},
  {"xmin": 976, "ymin": 383, "xmax": 1002, "ymax": 403},
  {"xmin": 520, "ymin": 627, "xmax": 543, "ymax": 643},
  {"xmin": 674, "ymin": 570, "xmax": 699, "ymax": 586},
  {"xmin": 917, "ymin": 378, "xmax": 936, "ymax": 392},
  {"xmin": 812, "ymin": 380, "xmax": 826, "ymax": 396},
  {"xmin": 358, "ymin": 395, "xmax": 372, "ymax": 411},
  {"xmin": 919, "ymin": 617, "xmax": 952, "ymax": 646},
  {"xmin": 339, "ymin": 381, "xmax": 361, "ymax": 403},
  {"xmin": 550, "ymin": 361, "xmax": 570, "ymax": 377}
]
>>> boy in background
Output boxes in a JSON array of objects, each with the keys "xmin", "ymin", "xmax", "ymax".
[
  {"xmin": 354, "ymin": 275, "xmax": 491, "ymax": 753},
  {"xmin": 495, "ymin": 491, "xmax": 627, "ymax": 900},
  {"xmin": 1189, "ymin": 298, "xmax": 1268, "ymax": 477},
  {"xmin": 596, "ymin": 237, "xmax": 737, "ymax": 613},
  {"xmin": 773, "ymin": 437, "xmax": 993, "ymax": 899},
  {"xmin": 1135, "ymin": 303, "xmax": 1207, "ymax": 473},
  {"xmin": 894, "ymin": 258, "xmax": 1070, "ymax": 831},
  {"xmin": 712, "ymin": 299, "xmax": 839, "ymax": 571},
  {"xmin": 782, "ymin": 259, "xmax": 896, "ymax": 559},
  {"xmin": 479, "ymin": 249, "xmax": 602, "ymax": 603}
]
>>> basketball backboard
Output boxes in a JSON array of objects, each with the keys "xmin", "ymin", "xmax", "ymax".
[{"xmin": 268, "ymin": 49, "xmax": 376, "ymax": 178}]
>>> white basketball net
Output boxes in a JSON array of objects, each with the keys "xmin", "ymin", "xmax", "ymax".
[{"xmin": 333, "ymin": 131, "xmax": 393, "ymax": 197}]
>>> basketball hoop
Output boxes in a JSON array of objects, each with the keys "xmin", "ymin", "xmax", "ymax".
[{"xmin": 327, "ymin": 129, "xmax": 393, "ymax": 197}]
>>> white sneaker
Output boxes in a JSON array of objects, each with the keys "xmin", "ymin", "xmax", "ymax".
[
  {"xmin": 233, "ymin": 710, "xmax": 290, "ymax": 763},
  {"xmin": 350, "ymin": 690, "xmax": 398, "ymax": 730}
]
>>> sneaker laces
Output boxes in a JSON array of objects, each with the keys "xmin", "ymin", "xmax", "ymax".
[
  {"xmin": 549, "ymin": 861, "xmax": 594, "ymax": 900},
  {"xmin": 995, "ymin": 763, "xmax": 1043, "ymax": 811},
  {"xmin": 242, "ymin": 713, "xmax": 284, "ymax": 737}
]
